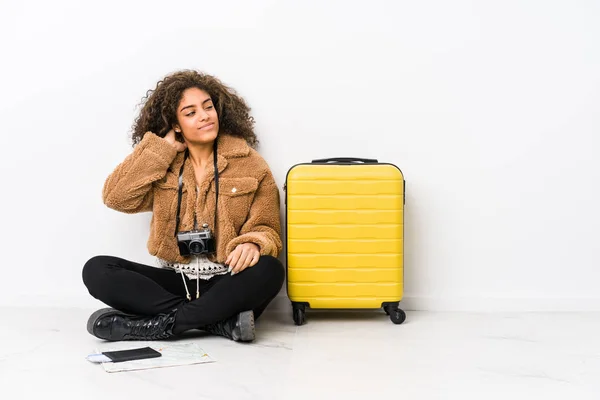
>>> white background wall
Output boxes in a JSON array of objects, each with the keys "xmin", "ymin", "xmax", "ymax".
[{"xmin": 0, "ymin": 0, "xmax": 598, "ymax": 312}]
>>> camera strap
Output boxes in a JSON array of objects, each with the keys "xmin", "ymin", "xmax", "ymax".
[{"xmin": 174, "ymin": 140, "xmax": 219, "ymax": 237}]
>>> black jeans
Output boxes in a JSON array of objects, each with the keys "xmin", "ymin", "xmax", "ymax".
[{"xmin": 82, "ymin": 255, "xmax": 285, "ymax": 334}]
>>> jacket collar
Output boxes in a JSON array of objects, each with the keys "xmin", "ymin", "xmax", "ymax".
[{"xmin": 215, "ymin": 133, "xmax": 251, "ymax": 159}]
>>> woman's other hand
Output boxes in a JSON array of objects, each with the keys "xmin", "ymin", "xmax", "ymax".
[
  {"xmin": 164, "ymin": 129, "xmax": 187, "ymax": 152},
  {"xmin": 226, "ymin": 243, "xmax": 260, "ymax": 275}
]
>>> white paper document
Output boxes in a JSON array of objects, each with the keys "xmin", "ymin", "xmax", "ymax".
[{"xmin": 88, "ymin": 342, "xmax": 215, "ymax": 373}]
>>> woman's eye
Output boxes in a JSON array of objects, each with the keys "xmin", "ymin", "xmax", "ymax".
[
  {"xmin": 206, "ymin": 106, "xmax": 213, "ymax": 110},
  {"xmin": 186, "ymin": 111, "xmax": 195, "ymax": 116}
]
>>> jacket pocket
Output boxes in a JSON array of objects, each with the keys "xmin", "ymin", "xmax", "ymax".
[
  {"xmin": 155, "ymin": 171, "xmax": 186, "ymax": 191},
  {"xmin": 214, "ymin": 177, "xmax": 258, "ymax": 230}
]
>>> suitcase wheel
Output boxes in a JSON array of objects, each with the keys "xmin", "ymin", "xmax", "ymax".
[
  {"xmin": 383, "ymin": 304, "xmax": 406, "ymax": 325},
  {"xmin": 292, "ymin": 303, "xmax": 306, "ymax": 326}
]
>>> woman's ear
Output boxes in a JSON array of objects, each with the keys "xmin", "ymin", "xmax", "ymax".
[{"xmin": 172, "ymin": 125, "xmax": 184, "ymax": 143}]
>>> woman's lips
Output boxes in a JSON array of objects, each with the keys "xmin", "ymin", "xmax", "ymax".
[{"xmin": 199, "ymin": 123, "xmax": 214, "ymax": 131}]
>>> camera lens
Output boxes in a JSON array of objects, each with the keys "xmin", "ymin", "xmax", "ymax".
[{"xmin": 189, "ymin": 240, "xmax": 205, "ymax": 254}]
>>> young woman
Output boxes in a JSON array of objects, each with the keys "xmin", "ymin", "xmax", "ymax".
[{"xmin": 82, "ymin": 70, "xmax": 284, "ymax": 342}]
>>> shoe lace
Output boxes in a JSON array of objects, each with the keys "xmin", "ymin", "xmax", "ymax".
[
  {"xmin": 129, "ymin": 313, "xmax": 174, "ymax": 340},
  {"xmin": 202, "ymin": 320, "xmax": 232, "ymax": 339}
]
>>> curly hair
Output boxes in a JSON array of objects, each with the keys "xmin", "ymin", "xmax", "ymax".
[{"xmin": 131, "ymin": 70, "xmax": 257, "ymax": 148}]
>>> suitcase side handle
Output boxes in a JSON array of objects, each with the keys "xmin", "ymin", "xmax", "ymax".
[{"xmin": 311, "ymin": 157, "xmax": 378, "ymax": 164}]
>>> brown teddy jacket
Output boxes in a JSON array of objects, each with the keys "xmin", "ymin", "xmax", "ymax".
[{"xmin": 102, "ymin": 132, "xmax": 282, "ymax": 264}]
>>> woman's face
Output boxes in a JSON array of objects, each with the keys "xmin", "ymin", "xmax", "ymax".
[{"xmin": 174, "ymin": 87, "xmax": 219, "ymax": 145}]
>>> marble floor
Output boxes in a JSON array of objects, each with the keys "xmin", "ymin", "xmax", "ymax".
[{"xmin": 1, "ymin": 306, "xmax": 599, "ymax": 400}]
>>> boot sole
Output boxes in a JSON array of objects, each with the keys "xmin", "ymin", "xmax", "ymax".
[
  {"xmin": 86, "ymin": 307, "xmax": 135, "ymax": 339},
  {"xmin": 236, "ymin": 310, "xmax": 255, "ymax": 342}
]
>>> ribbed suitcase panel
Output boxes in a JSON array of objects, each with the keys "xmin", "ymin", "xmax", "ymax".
[
  {"xmin": 287, "ymin": 239, "xmax": 403, "ymax": 254},
  {"xmin": 288, "ymin": 196, "xmax": 401, "ymax": 211},
  {"xmin": 288, "ymin": 268, "xmax": 402, "ymax": 283},
  {"xmin": 288, "ymin": 224, "xmax": 402, "ymax": 239},
  {"xmin": 287, "ymin": 209, "xmax": 403, "ymax": 225},
  {"xmin": 287, "ymin": 253, "xmax": 402, "ymax": 268}
]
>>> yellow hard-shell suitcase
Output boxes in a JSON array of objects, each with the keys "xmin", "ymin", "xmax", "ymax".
[{"xmin": 284, "ymin": 157, "xmax": 406, "ymax": 325}]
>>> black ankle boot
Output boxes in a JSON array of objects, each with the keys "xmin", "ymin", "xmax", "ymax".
[
  {"xmin": 201, "ymin": 310, "xmax": 255, "ymax": 342},
  {"xmin": 87, "ymin": 307, "xmax": 177, "ymax": 341}
]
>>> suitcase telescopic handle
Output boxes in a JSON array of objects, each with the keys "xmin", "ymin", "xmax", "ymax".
[{"xmin": 311, "ymin": 157, "xmax": 378, "ymax": 164}]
